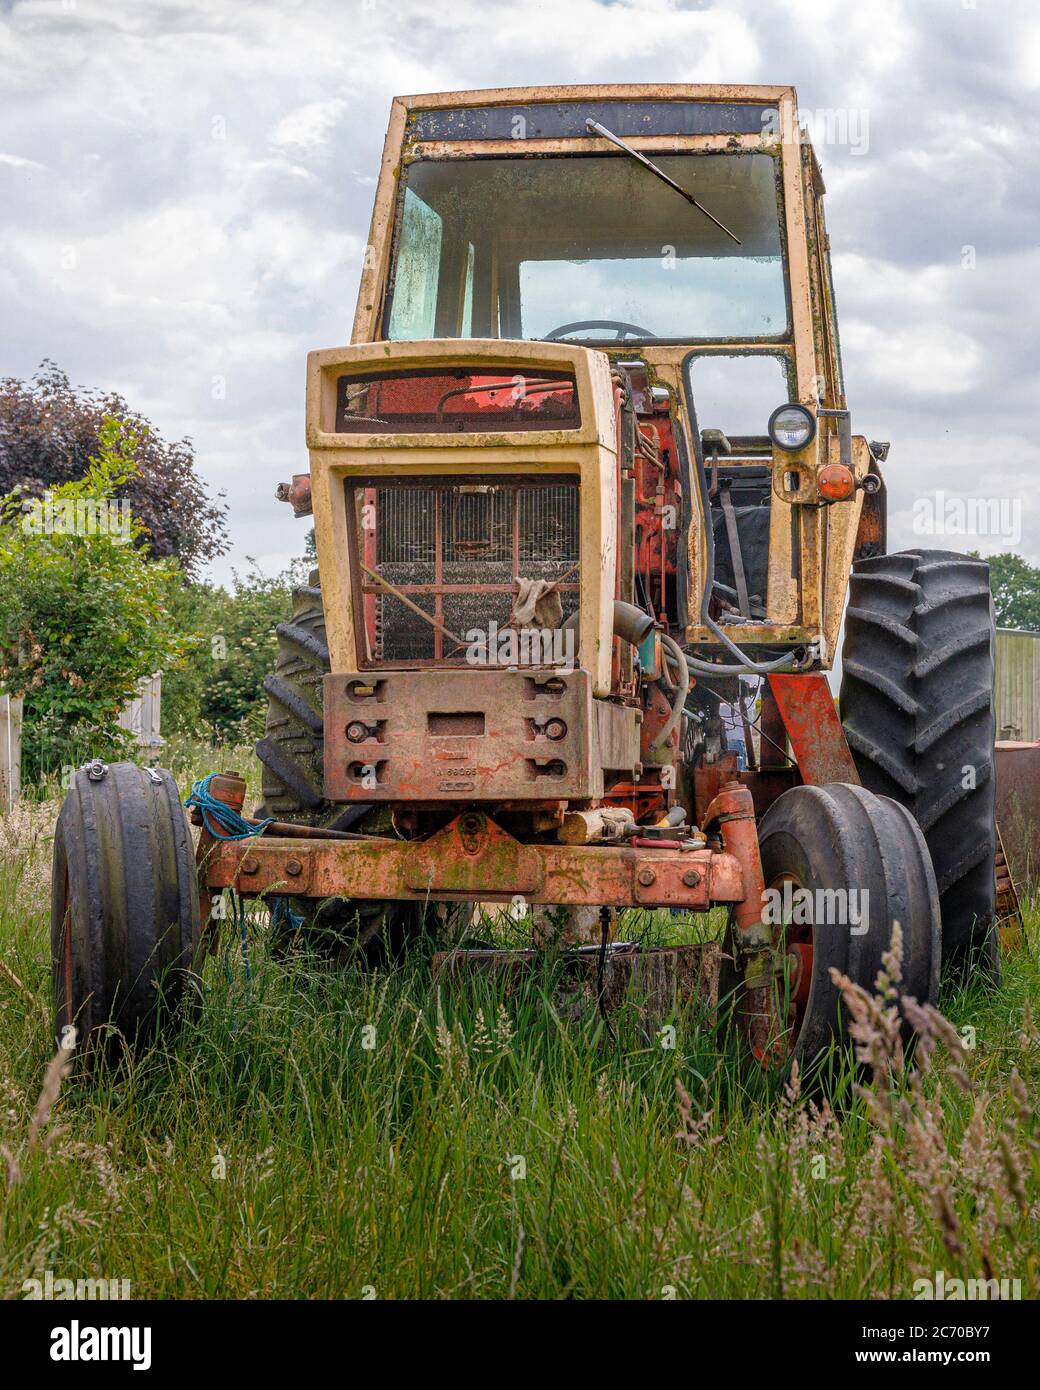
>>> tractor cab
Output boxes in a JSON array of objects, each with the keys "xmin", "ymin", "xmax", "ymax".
[{"xmin": 308, "ymin": 85, "xmax": 882, "ymax": 700}]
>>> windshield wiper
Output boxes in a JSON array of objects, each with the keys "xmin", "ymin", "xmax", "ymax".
[{"xmin": 585, "ymin": 118, "xmax": 742, "ymax": 246}]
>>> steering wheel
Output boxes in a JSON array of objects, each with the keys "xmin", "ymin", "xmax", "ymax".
[{"xmin": 544, "ymin": 319, "xmax": 657, "ymax": 341}]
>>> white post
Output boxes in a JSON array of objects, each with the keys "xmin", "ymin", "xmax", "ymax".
[
  {"xmin": 117, "ymin": 673, "xmax": 163, "ymax": 755},
  {"xmin": 0, "ymin": 693, "xmax": 23, "ymax": 813}
]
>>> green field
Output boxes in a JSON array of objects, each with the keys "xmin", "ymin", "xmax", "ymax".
[{"xmin": 1, "ymin": 745, "xmax": 1037, "ymax": 1300}]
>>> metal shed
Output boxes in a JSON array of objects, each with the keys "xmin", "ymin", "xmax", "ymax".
[{"xmin": 996, "ymin": 628, "xmax": 1040, "ymax": 742}]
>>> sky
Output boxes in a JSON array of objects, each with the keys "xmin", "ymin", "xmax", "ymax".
[{"xmin": 1, "ymin": 0, "xmax": 1038, "ymax": 585}]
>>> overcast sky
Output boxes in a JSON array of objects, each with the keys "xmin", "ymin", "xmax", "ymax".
[{"xmin": 2, "ymin": 0, "xmax": 1038, "ymax": 584}]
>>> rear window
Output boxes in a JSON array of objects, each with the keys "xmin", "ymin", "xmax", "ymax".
[{"xmin": 335, "ymin": 367, "xmax": 581, "ymax": 434}]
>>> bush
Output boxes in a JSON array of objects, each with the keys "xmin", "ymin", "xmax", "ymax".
[
  {"xmin": 0, "ymin": 361, "xmax": 228, "ymax": 580},
  {"xmin": 980, "ymin": 552, "xmax": 1040, "ymax": 632},
  {"xmin": 0, "ymin": 419, "xmax": 192, "ymax": 782},
  {"xmin": 161, "ymin": 566, "xmax": 298, "ymax": 746}
]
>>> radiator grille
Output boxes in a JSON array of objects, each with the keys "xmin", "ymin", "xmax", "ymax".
[{"xmin": 351, "ymin": 479, "xmax": 580, "ymax": 663}]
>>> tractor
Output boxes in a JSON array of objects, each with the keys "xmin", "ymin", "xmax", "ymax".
[{"xmin": 52, "ymin": 85, "xmax": 1000, "ymax": 1071}]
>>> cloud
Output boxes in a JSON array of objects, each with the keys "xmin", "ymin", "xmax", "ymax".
[
  {"xmin": 0, "ymin": 151, "xmax": 45, "ymax": 170},
  {"xmin": 269, "ymin": 98, "xmax": 347, "ymax": 151},
  {"xmin": 841, "ymin": 321, "xmax": 984, "ymax": 398},
  {"xmin": 0, "ymin": 0, "xmax": 1036, "ymax": 584}
]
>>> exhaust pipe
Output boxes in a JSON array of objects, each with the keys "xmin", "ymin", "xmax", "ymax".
[{"xmin": 562, "ymin": 600, "xmax": 655, "ymax": 648}]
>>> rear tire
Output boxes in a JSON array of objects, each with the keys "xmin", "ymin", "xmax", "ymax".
[
  {"xmin": 840, "ymin": 549, "xmax": 999, "ymax": 979},
  {"xmin": 51, "ymin": 763, "xmax": 200, "ymax": 1067},
  {"xmin": 755, "ymin": 783, "xmax": 940, "ymax": 1069},
  {"xmin": 256, "ymin": 578, "xmax": 421, "ymax": 961},
  {"xmin": 256, "ymin": 578, "xmax": 367, "ymax": 833}
]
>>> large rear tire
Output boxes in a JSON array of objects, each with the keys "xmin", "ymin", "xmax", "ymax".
[
  {"xmin": 51, "ymin": 762, "xmax": 200, "ymax": 1067},
  {"xmin": 255, "ymin": 578, "xmax": 422, "ymax": 960},
  {"xmin": 755, "ymin": 783, "xmax": 940, "ymax": 1069},
  {"xmin": 840, "ymin": 549, "xmax": 999, "ymax": 979},
  {"xmin": 256, "ymin": 578, "xmax": 366, "ymax": 833}
]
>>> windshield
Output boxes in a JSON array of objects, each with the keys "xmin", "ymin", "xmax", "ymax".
[{"xmin": 386, "ymin": 153, "xmax": 788, "ymax": 343}]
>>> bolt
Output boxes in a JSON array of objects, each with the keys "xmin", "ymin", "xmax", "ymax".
[
  {"xmin": 241, "ymin": 857, "xmax": 259, "ymax": 875},
  {"xmin": 346, "ymin": 721, "xmax": 368, "ymax": 743},
  {"xmin": 682, "ymin": 869, "xmax": 702, "ymax": 888},
  {"xmin": 637, "ymin": 868, "xmax": 656, "ymax": 887},
  {"xmin": 545, "ymin": 718, "xmax": 567, "ymax": 740},
  {"xmin": 285, "ymin": 858, "xmax": 303, "ymax": 877}
]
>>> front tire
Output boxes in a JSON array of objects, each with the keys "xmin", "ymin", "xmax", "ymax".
[
  {"xmin": 755, "ymin": 783, "xmax": 940, "ymax": 1068},
  {"xmin": 51, "ymin": 763, "xmax": 200, "ymax": 1067}
]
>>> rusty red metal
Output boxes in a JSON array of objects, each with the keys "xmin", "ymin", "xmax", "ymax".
[
  {"xmin": 995, "ymin": 830, "xmax": 1023, "ymax": 952},
  {"xmin": 787, "ymin": 941, "xmax": 813, "ymax": 1011},
  {"xmin": 276, "ymin": 474, "xmax": 313, "ymax": 517},
  {"xmin": 600, "ymin": 777, "xmax": 670, "ymax": 822},
  {"xmin": 693, "ymin": 756, "xmax": 799, "ymax": 826},
  {"xmin": 336, "ymin": 368, "xmax": 580, "ymax": 434},
  {"xmin": 639, "ymin": 681, "xmax": 679, "ymax": 769},
  {"xmin": 202, "ymin": 812, "xmax": 747, "ymax": 910},
  {"xmin": 995, "ymin": 740, "xmax": 1040, "ymax": 891},
  {"xmin": 700, "ymin": 782, "xmax": 763, "ymax": 928},
  {"xmin": 190, "ymin": 770, "xmax": 248, "ymax": 942},
  {"xmin": 701, "ymin": 780, "xmax": 774, "ymax": 1057},
  {"xmin": 324, "ymin": 666, "xmax": 612, "ymax": 803},
  {"xmin": 758, "ymin": 679, "xmax": 789, "ymax": 769},
  {"xmin": 205, "ymin": 771, "xmax": 247, "ymax": 823},
  {"xmin": 767, "ymin": 672, "xmax": 859, "ymax": 786}
]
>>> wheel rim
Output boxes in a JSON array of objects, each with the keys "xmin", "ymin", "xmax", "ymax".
[{"xmin": 765, "ymin": 871, "xmax": 815, "ymax": 1060}]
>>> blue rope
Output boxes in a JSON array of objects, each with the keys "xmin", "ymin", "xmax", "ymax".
[
  {"xmin": 185, "ymin": 774, "xmax": 306, "ymax": 1001},
  {"xmin": 184, "ymin": 773, "xmax": 272, "ymax": 840},
  {"xmin": 270, "ymin": 898, "xmax": 306, "ymax": 934}
]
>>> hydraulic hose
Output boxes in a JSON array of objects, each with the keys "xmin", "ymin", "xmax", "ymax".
[
  {"xmin": 664, "ymin": 643, "xmax": 798, "ymax": 680},
  {"xmin": 651, "ymin": 632, "xmax": 690, "ymax": 751}
]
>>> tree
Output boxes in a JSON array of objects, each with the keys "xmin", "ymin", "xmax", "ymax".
[
  {"xmin": 977, "ymin": 552, "xmax": 1040, "ymax": 632},
  {"xmin": 0, "ymin": 361, "xmax": 228, "ymax": 580},
  {"xmin": 0, "ymin": 419, "xmax": 193, "ymax": 781},
  {"xmin": 161, "ymin": 566, "xmax": 299, "ymax": 745}
]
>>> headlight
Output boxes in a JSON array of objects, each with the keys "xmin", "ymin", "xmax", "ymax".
[{"xmin": 768, "ymin": 403, "xmax": 816, "ymax": 452}]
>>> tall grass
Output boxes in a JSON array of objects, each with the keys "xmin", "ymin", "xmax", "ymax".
[{"xmin": 0, "ymin": 763, "xmax": 1037, "ymax": 1299}]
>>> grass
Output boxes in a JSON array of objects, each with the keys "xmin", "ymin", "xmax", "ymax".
[{"xmin": 0, "ymin": 750, "xmax": 1037, "ymax": 1300}]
